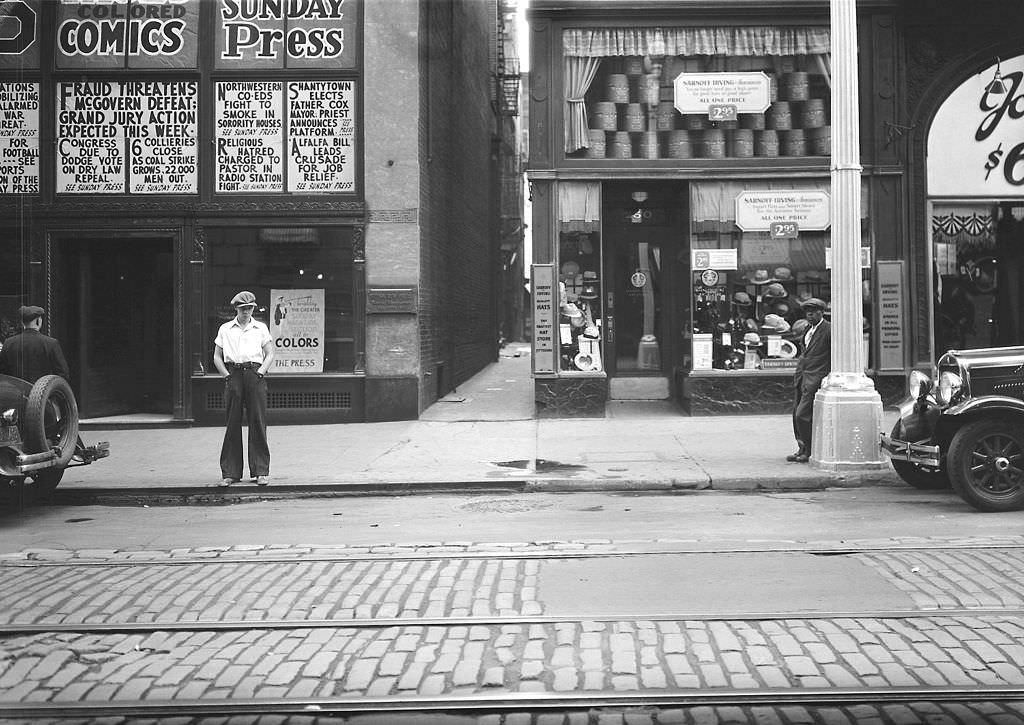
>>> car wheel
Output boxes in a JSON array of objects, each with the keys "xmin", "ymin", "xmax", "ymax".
[
  {"xmin": 24, "ymin": 375, "xmax": 79, "ymax": 469},
  {"xmin": 888, "ymin": 422, "xmax": 950, "ymax": 489},
  {"xmin": 947, "ymin": 418, "xmax": 1024, "ymax": 512}
]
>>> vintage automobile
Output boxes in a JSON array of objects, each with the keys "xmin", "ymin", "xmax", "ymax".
[
  {"xmin": 881, "ymin": 345, "xmax": 1024, "ymax": 512},
  {"xmin": 0, "ymin": 373, "xmax": 108, "ymax": 495}
]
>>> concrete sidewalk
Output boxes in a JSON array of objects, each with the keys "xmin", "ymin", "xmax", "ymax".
[{"xmin": 62, "ymin": 344, "xmax": 902, "ymax": 494}]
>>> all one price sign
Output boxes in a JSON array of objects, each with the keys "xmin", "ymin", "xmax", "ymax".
[{"xmin": 674, "ymin": 72, "xmax": 772, "ymax": 115}]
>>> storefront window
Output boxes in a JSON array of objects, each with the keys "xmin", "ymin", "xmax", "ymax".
[
  {"xmin": 933, "ymin": 203, "xmax": 1024, "ymax": 352},
  {"xmin": 557, "ymin": 182, "xmax": 604, "ymax": 373},
  {"xmin": 204, "ymin": 226, "xmax": 359, "ymax": 373},
  {"xmin": 562, "ymin": 26, "xmax": 831, "ymax": 161},
  {"xmin": 687, "ymin": 180, "xmax": 871, "ymax": 372}
]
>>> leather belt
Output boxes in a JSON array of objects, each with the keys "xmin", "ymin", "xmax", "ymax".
[{"xmin": 227, "ymin": 362, "xmax": 260, "ymax": 370}]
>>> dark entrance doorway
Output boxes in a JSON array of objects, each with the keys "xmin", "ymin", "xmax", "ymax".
[
  {"xmin": 57, "ymin": 237, "xmax": 174, "ymax": 418},
  {"xmin": 601, "ymin": 182, "xmax": 688, "ymax": 379}
]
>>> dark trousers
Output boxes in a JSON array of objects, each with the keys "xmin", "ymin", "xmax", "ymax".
[
  {"xmin": 791, "ymin": 374, "xmax": 821, "ymax": 452},
  {"xmin": 220, "ymin": 369, "xmax": 270, "ymax": 479}
]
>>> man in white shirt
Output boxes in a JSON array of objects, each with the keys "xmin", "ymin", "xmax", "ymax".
[{"xmin": 213, "ymin": 291, "xmax": 275, "ymax": 486}]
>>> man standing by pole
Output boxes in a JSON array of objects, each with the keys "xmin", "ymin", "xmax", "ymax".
[
  {"xmin": 787, "ymin": 298, "xmax": 831, "ymax": 463},
  {"xmin": 213, "ymin": 291, "xmax": 275, "ymax": 486}
]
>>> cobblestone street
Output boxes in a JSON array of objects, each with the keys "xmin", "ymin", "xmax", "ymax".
[{"xmin": 1, "ymin": 537, "xmax": 1023, "ymax": 722}]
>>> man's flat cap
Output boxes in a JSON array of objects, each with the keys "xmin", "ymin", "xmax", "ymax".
[
  {"xmin": 230, "ymin": 290, "xmax": 257, "ymax": 307},
  {"xmin": 19, "ymin": 305, "xmax": 45, "ymax": 321},
  {"xmin": 800, "ymin": 297, "xmax": 827, "ymax": 311}
]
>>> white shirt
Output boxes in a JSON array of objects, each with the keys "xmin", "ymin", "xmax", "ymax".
[
  {"xmin": 215, "ymin": 317, "xmax": 272, "ymax": 364},
  {"xmin": 804, "ymin": 320, "xmax": 823, "ymax": 348}
]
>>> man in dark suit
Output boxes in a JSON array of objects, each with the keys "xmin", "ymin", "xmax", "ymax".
[
  {"xmin": 0, "ymin": 306, "xmax": 70, "ymax": 384},
  {"xmin": 787, "ymin": 298, "xmax": 831, "ymax": 463}
]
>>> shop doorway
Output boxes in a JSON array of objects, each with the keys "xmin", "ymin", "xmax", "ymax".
[
  {"xmin": 56, "ymin": 237, "xmax": 174, "ymax": 418},
  {"xmin": 601, "ymin": 182, "xmax": 688, "ymax": 386}
]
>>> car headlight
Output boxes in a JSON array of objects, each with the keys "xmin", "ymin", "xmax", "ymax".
[
  {"xmin": 935, "ymin": 371, "xmax": 963, "ymax": 406},
  {"xmin": 908, "ymin": 370, "xmax": 932, "ymax": 400}
]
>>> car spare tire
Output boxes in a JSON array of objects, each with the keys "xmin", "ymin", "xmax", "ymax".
[{"xmin": 24, "ymin": 375, "xmax": 79, "ymax": 468}]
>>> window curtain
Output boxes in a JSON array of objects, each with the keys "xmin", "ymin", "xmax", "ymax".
[
  {"xmin": 563, "ymin": 26, "xmax": 830, "ymax": 58},
  {"xmin": 564, "ymin": 56, "xmax": 602, "ymax": 153},
  {"xmin": 559, "ymin": 181, "xmax": 601, "ymax": 232}
]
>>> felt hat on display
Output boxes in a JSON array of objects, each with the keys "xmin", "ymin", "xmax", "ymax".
[
  {"xmin": 573, "ymin": 351, "xmax": 598, "ymax": 371},
  {"xmin": 761, "ymin": 282, "xmax": 788, "ymax": 299},
  {"xmin": 800, "ymin": 297, "xmax": 827, "ymax": 311},
  {"xmin": 745, "ymin": 269, "xmax": 772, "ymax": 284},
  {"xmin": 231, "ymin": 290, "xmax": 257, "ymax": 307},
  {"xmin": 19, "ymin": 305, "xmax": 45, "ymax": 322},
  {"xmin": 773, "ymin": 266, "xmax": 793, "ymax": 282},
  {"xmin": 560, "ymin": 261, "xmax": 580, "ymax": 277},
  {"xmin": 770, "ymin": 301, "xmax": 791, "ymax": 317},
  {"xmin": 787, "ymin": 318, "xmax": 812, "ymax": 339},
  {"xmin": 580, "ymin": 284, "xmax": 599, "ymax": 300},
  {"xmin": 582, "ymin": 270, "xmax": 599, "ymax": 282},
  {"xmin": 762, "ymin": 313, "xmax": 791, "ymax": 333},
  {"xmin": 777, "ymin": 339, "xmax": 799, "ymax": 359},
  {"xmin": 732, "ymin": 291, "xmax": 752, "ymax": 306},
  {"xmin": 742, "ymin": 332, "xmax": 761, "ymax": 346}
]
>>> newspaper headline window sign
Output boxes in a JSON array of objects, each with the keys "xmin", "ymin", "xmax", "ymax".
[
  {"xmin": 216, "ymin": 0, "xmax": 358, "ymax": 70},
  {"xmin": 55, "ymin": 80, "xmax": 198, "ymax": 194},
  {"xmin": 54, "ymin": 0, "xmax": 201, "ymax": 70},
  {"xmin": 270, "ymin": 289, "xmax": 325, "ymax": 373},
  {"xmin": 216, "ymin": 80, "xmax": 356, "ymax": 193},
  {"xmin": 0, "ymin": 83, "xmax": 39, "ymax": 194}
]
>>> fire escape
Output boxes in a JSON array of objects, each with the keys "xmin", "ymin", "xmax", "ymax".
[{"xmin": 495, "ymin": 0, "xmax": 525, "ymax": 341}]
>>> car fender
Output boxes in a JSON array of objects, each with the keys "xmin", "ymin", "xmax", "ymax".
[{"xmin": 944, "ymin": 394, "xmax": 1024, "ymax": 419}]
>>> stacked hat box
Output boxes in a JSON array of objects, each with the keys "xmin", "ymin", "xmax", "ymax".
[{"xmin": 582, "ymin": 57, "xmax": 829, "ymax": 160}]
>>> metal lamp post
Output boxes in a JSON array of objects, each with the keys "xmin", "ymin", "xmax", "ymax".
[{"xmin": 810, "ymin": 0, "xmax": 886, "ymax": 471}]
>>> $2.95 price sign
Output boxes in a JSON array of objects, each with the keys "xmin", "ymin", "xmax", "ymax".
[
  {"xmin": 709, "ymin": 104, "xmax": 737, "ymax": 122},
  {"xmin": 770, "ymin": 221, "xmax": 799, "ymax": 239}
]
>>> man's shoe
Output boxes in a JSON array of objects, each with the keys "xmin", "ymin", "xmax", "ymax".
[
  {"xmin": 785, "ymin": 450, "xmax": 806, "ymax": 462},
  {"xmin": 220, "ymin": 477, "xmax": 238, "ymax": 487},
  {"xmin": 793, "ymin": 453, "xmax": 810, "ymax": 463},
  {"xmin": 256, "ymin": 476, "xmax": 270, "ymax": 486}
]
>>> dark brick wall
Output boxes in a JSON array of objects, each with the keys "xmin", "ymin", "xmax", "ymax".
[{"xmin": 419, "ymin": 0, "xmax": 500, "ymax": 410}]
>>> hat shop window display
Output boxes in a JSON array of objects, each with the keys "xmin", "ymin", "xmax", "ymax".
[
  {"xmin": 558, "ymin": 272, "xmax": 603, "ymax": 372},
  {"xmin": 695, "ymin": 265, "xmax": 813, "ymax": 371}
]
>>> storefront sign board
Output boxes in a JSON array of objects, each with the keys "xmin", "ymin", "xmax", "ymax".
[
  {"xmin": 735, "ymin": 191, "xmax": 831, "ymax": 231},
  {"xmin": 532, "ymin": 264, "xmax": 555, "ymax": 374},
  {"xmin": 692, "ymin": 334, "xmax": 713, "ymax": 370},
  {"xmin": 691, "ymin": 249, "xmax": 738, "ymax": 270},
  {"xmin": 876, "ymin": 262, "xmax": 904, "ymax": 371},
  {"xmin": 366, "ymin": 287, "xmax": 417, "ymax": 313},
  {"xmin": 674, "ymin": 72, "xmax": 771, "ymax": 114},
  {"xmin": 55, "ymin": 80, "xmax": 199, "ymax": 194},
  {"xmin": 928, "ymin": 53, "xmax": 1024, "ymax": 197},
  {"xmin": 0, "ymin": 82, "xmax": 39, "ymax": 194},
  {"xmin": 269, "ymin": 288, "xmax": 325, "ymax": 373}
]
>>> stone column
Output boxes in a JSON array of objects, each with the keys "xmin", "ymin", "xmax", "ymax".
[{"xmin": 810, "ymin": 0, "xmax": 886, "ymax": 471}]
